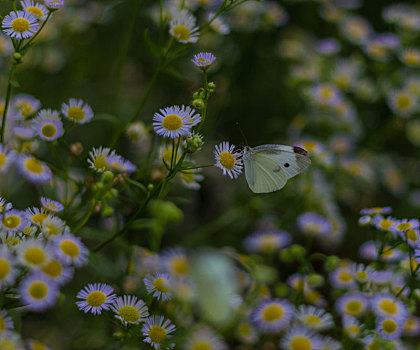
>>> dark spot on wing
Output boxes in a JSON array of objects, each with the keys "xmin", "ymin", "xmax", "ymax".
[
  {"xmin": 293, "ymin": 146, "xmax": 308, "ymax": 156},
  {"xmin": 273, "ymin": 167, "xmax": 281, "ymax": 173},
  {"xmin": 284, "ymin": 163, "xmax": 290, "ymax": 167}
]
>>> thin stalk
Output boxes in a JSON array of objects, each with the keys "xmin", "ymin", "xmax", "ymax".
[
  {"xmin": 73, "ymin": 201, "xmax": 97, "ymax": 234},
  {"xmin": 0, "ymin": 62, "xmax": 17, "ymax": 144},
  {"xmin": 21, "ymin": 12, "xmax": 52, "ymax": 50},
  {"xmin": 197, "ymin": 70, "xmax": 209, "ymax": 132}
]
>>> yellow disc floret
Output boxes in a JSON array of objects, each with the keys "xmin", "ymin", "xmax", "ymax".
[
  {"xmin": 26, "ymin": 7, "xmax": 44, "ymax": 18},
  {"xmin": 24, "ymin": 247, "xmax": 46, "ymax": 266},
  {"xmin": 172, "ymin": 26, "xmax": 190, "ymax": 41},
  {"xmin": 25, "ymin": 158, "xmax": 43, "ymax": 174},
  {"xmin": 11, "ymin": 18, "xmax": 30, "ymax": 33},
  {"xmin": 148, "ymin": 325, "xmax": 167, "ymax": 344},
  {"xmin": 42, "ymin": 260, "xmax": 62, "ymax": 278},
  {"xmin": 67, "ymin": 106, "xmax": 85, "ymax": 122},
  {"xmin": 41, "ymin": 124, "xmax": 57, "ymax": 138},
  {"xmin": 153, "ymin": 277, "xmax": 169, "ymax": 293},
  {"xmin": 219, "ymin": 152, "xmax": 235, "ymax": 170},
  {"xmin": 118, "ymin": 305, "xmax": 140, "ymax": 323},
  {"xmin": 60, "ymin": 240, "xmax": 80, "ymax": 258},
  {"xmin": 86, "ymin": 291, "xmax": 106, "ymax": 307},
  {"xmin": 290, "ymin": 336, "xmax": 311, "ymax": 350},
  {"xmin": 29, "ymin": 281, "xmax": 48, "ymax": 299},
  {"xmin": 162, "ymin": 114, "xmax": 183, "ymax": 131},
  {"xmin": 379, "ymin": 299, "xmax": 397, "ymax": 315},
  {"xmin": 3, "ymin": 215, "xmax": 21, "ymax": 229},
  {"xmin": 262, "ymin": 304, "xmax": 284, "ymax": 322},
  {"xmin": 0, "ymin": 258, "xmax": 10, "ymax": 280}
]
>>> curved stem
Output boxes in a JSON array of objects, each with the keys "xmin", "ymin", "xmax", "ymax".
[
  {"xmin": 1, "ymin": 62, "xmax": 17, "ymax": 144},
  {"xmin": 22, "ymin": 12, "xmax": 52, "ymax": 51},
  {"xmin": 73, "ymin": 201, "xmax": 97, "ymax": 234}
]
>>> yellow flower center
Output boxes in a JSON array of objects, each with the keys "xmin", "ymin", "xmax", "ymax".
[
  {"xmin": 237, "ymin": 323, "xmax": 251, "ymax": 336},
  {"xmin": 162, "ymin": 114, "xmax": 183, "ymax": 131},
  {"xmin": 118, "ymin": 305, "xmax": 139, "ymax": 323},
  {"xmin": 11, "ymin": 18, "xmax": 30, "ymax": 33},
  {"xmin": 25, "ymin": 158, "xmax": 43, "ymax": 174},
  {"xmin": 259, "ymin": 235, "xmax": 278, "ymax": 252},
  {"xmin": 153, "ymin": 277, "xmax": 169, "ymax": 293},
  {"xmin": 29, "ymin": 281, "xmax": 48, "ymax": 299},
  {"xmin": 379, "ymin": 219, "xmax": 393, "ymax": 230},
  {"xmin": 0, "ymin": 258, "xmax": 11, "ymax": 280},
  {"xmin": 302, "ymin": 314, "xmax": 321, "ymax": 327},
  {"xmin": 379, "ymin": 299, "xmax": 397, "ymax": 315},
  {"xmin": 181, "ymin": 171, "xmax": 195, "ymax": 184},
  {"xmin": 45, "ymin": 224, "xmax": 60, "ymax": 237},
  {"xmin": 218, "ymin": 151, "xmax": 235, "ymax": 170},
  {"xmin": 261, "ymin": 304, "xmax": 284, "ymax": 322},
  {"xmin": 148, "ymin": 325, "xmax": 167, "ymax": 344},
  {"xmin": 21, "ymin": 105, "xmax": 34, "ymax": 118},
  {"xmin": 93, "ymin": 156, "xmax": 109, "ymax": 171},
  {"xmin": 290, "ymin": 336, "xmax": 311, "ymax": 350},
  {"xmin": 26, "ymin": 6, "xmax": 44, "ymax": 18},
  {"xmin": 41, "ymin": 124, "xmax": 57, "ymax": 138},
  {"xmin": 42, "ymin": 260, "xmax": 62, "ymax": 278},
  {"xmin": 60, "ymin": 240, "xmax": 80, "ymax": 258},
  {"xmin": 3, "ymin": 215, "xmax": 21, "ymax": 229},
  {"xmin": 382, "ymin": 248, "xmax": 394, "ymax": 257},
  {"xmin": 347, "ymin": 324, "xmax": 360, "ymax": 335},
  {"xmin": 404, "ymin": 51, "xmax": 420, "ymax": 66},
  {"xmin": 172, "ymin": 25, "xmax": 190, "ymax": 41},
  {"xmin": 32, "ymin": 212, "xmax": 48, "ymax": 225},
  {"xmin": 382, "ymin": 319, "xmax": 398, "ymax": 334},
  {"xmin": 338, "ymin": 270, "xmax": 353, "ymax": 283},
  {"xmin": 356, "ymin": 271, "xmax": 368, "ymax": 281},
  {"xmin": 406, "ymin": 229, "xmax": 419, "ymax": 242},
  {"xmin": 170, "ymin": 256, "xmax": 189, "ymax": 276},
  {"xmin": 86, "ymin": 291, "xmax": 106, "ymax": 307},
  {"xmin": 162, "ymin": 148, "xmax": 180, "ymax": 164},
  {"xmin": 0, "ymin": 153, "xmax": 6, "ymax": 169},
  {"xmin": 67, "ymin": 106, "xmax": 85, "ymax": 121},
  {"xmin": 191, "ymin": 341, "xmax": 212, "ymax": 350},
  {"xmin": 4, "ymin": 238, "xmax": 19, "ymax": 246},
  {"xmin": 24, "ymin": 247, "xmax": 46, "ymax": 266},
  {"xmin": 0, "ymin": 317, "xmax": 5, "ymax": 333},
  {"xmin": 345, "ymin": 300, "xmax": 362, "ymax": 316},
  {"xmin": 0, "ymin": 339, "xmax": 16, "ymax": 350},
  {"xmin": 396, "ymin": 95, "xmax": 411, "ymax": 109},
  {"xmin": 31, "ymin": 341, "xmax": 47, "ymax": 350},
  {"xmin": 367, "ymin": 341, "xmax": 381, "ymax": 350}
]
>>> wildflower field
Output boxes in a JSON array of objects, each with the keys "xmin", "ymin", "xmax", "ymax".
[{"xmin": 1, "ymin": 0, "xmax": 420, "ymax": 349}]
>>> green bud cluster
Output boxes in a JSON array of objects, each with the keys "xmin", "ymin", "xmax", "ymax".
[
  {"xmin": 92, "ymin": 171, "xmax": 118, "ymax": 217},
  {"xmin": 183, "ymin": 133, "xmax": 204, "ymax": 153}
]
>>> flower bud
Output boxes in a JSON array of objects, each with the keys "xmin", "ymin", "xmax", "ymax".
[
  {"xmin": 290, "ymin": 244, "xmax": 306, "ymax": 258},
  {"xmin": 70, "ymin": 142, "xmax": 83, "ymax": 156},
  {"xmin": 13, "ymin": 52, "xmax": 22, "ymax": 63},
  {"xmin": 208, "ymin": 82, "xmax": 216, "ymax": 90},
  {"xmin": 279, "ymin": 249, "xmax": 294, "ymax": 263},
  {"xmin": 102, "ymin": 171, "xmax": 114, "ymax": 185},
  {"xmin": 324, "ymin": 255, "xmax": 340, "ymax": 271},
  {"xmin": 307, "ymin": 273, "xmax": 324, "ymax": 288},
  {"xmin": 102, "ymin": 206, "xmax": 114, "ymax": 217},
  {"xmin": 193, "ymin": 99, "xmax": 205, "ymax": 109}
]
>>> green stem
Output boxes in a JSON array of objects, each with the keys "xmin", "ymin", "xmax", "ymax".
[
  {"xmin": 21, "ymin": 12, "xmax": 52, "ymax": 51},
  {"xmin": 73, "ymin": 201, "xmax": 97, "ymax": 234},
  {"xmin": 197, "ymin": 70, "xmax": 209, "ymax": 132},
  {"xmin": 0, "ymin": 61, "xmax": 17, "ymax": 144}
]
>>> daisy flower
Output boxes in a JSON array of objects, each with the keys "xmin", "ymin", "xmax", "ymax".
[
  {"xmin": 342, "ymin": 315, "xmax": 361, "ymax": 339},
  {"xmin": 20, "ymin": 272, "xmax": 58, "ymax": 311},
  {"xmin": 244, "ymin": 230, "xmax": 291, "ymax": 254},
  {"xmin": 53, "ymin": 233, "xmax": 89, "ymax": 266},
  {"xmin": 372, "ymin": 293, "xmax": 408, "ymax": 319},
  {"xmin": 387, "ymin": 89, "xmax": 418, "ymax": 118},
  {"xmin": 144, "ymin": 272, "xmax": 172, "ymax": 301},
  {"xmin": 402, "ymin": 316, "xmax": 420, "ymax": 336},
  {"xmin": 184, "ymin": 326, "xmax": 227, "ymax": 350},
  {"xmin": 339, "ymin": 15, "xmax": 372, "ymax": 44},
  {"xmin": 214, "ymin": 141, "xmax": 243, "ymax": 179},
  {"xmin": 21, "ymin": 1, "xmax": 48, "ymax": 20},
  {"xmin": 315, "ymin": 38, "xmax": 341, "ymax": 56},
  {"xmin": 76, "ymin": 283, "xmax": 117, "ymax": 315},
  {"xmin": 295, "ymin": 305, "xmax": 334, "ymax": 331},
  {"xmin": 179, "ymin": 169, "xmax": 204, "ymax": 190},
  {"xmin": 0, "ymin": 197, "xmax": 12, "ymax": 212},
  {"xmin": 349, "ymin": 264, "xmax": 374, "ymax": 284},
  {"xmin": 400, "ymin": 47, "xmax": 420, "ymax": 67},
  {"xmin": 309, "ymin": 83, "xmax": 342, "ymax": 109},
  {"xmin": 41, "ymin": 215, "xmax": 66, "ymax": 238},
  {"xmin": 16, "ymin": 239, "xmax": 51, "ymax": 270},
  {"xmin": 208, "ymin": 12, "xmax": 230, "ymax": 35},
  {"xmin": 17, "ymin": 155, "xmax": 52, "ymax": 184},
  {"xmin": 236, "ymin": 321, "xmax": 258, "ymax": 344},
  {"xmin": 40, "ymin": 197, "xmax": 64, "ymax": 212},
  {"xmin": 41, "ymin": 257, "xmax": 73, "ymax": 285},
  {"xmin": 25, "ymin": 207, "xmax": 48, "ymax": 226},
  {"xmin": 2, "ymin": 209, "xmax": 27, "ymax": 233},
  {"xmin": 0, "ymin": 309, "xmax": 13, "ymax": 335},
  {"xmin": 153, "ymin": 105, "xmax": 201, "ymax": 139},
  {"xmin": 319, "ymin": 336, "xmax": 341, "ymax": 350},
  {"xmin": 142, "ymin": 315, "xmax": 176, "ymax": 350},
  {"xmin": 251, "ymin": 299, "xmax": 294, "ymax": 333},
  {"xmin": 88, "ymin": 147, "xmax": 115, "ymax": 172},
  {"xmin": 377, "ymin": 316, "xmax": 405, "ymax": 340},
  {"xmin": 33, "ymin": 109, "xmax": 63, "ymax": 141},
  {"xmin": 192, "ymin": 52, "xmax": 216, "ymax": 70},
  {"xmin": 329, "ymin": 267, "xmax": 356, "ymax": 289},
  {"xmin": 169, "ymin": 9, "xmax": 199, "ymax": 44},
  {"xmin": 335, "ymin": 292, "xmax": 369, "ymax": 318},
  {"xmin": 0, "ymin": 146, "xmax": 15, "ymax": 174},
  {"xmin": 160, "ymin": 248, "xmax": 190, "ymax": 279},
  {"xmin": 0, "ymin": 331, "xmax": 25, "ymax": 350},
  {"xmin": 61, "ymin": 98, "xmax": 94, "ymax": 124},
  {"xmin": 360, "ymin": 206, "xmax": 392, "ymax": 215},
  {"xmin": 2, "ymin": 11, "xmax": 39, "ymax": 40},
  {"xmin": 297, "ymin": 213, "xmax": 332, "ymax": 238},
  {"xmin": 280, "ymin": 326, "xmax": 322, "ymax": 350},
  {"xmin": 44, "ymin": 0, "xmax": 64, "ymax": 10},
  {"xmin": 27, "ymin": 339, "xmax": 51, "ymax": 350},
  {"xmin": 111, "ymin": 295, "xmax": 149, "ymax": 325},
  {"xmin": 13, "ymin": 94, "xmax": 41, "ymax": 118},
  {"xmin": 107, "ymin": 154, "xmax": 136, "ymax": 173},
  {"xmin": 0, "ymin": 246, "xmax": 18, "ymax": 288}
]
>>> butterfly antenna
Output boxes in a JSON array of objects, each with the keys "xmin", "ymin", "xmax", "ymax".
[{"xmin": 236, "ymin": 122, "xmax": 249, "ymax": 147}]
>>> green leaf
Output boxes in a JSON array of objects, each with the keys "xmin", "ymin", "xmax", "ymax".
[
  {"xmin": 144, "ymin": 29, "xmax": 162, "ymax": 57},
  {"xmin": 130, "ymin": 218, "xmax": 155, "ymax": 229},
  {"xmin": 158, "ymin": 180, "xmax": 171, "ymax": 199}
]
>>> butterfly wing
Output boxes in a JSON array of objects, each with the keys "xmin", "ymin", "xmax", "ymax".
[
  {"xmin": 244, "ymin": 152, "xmax": 288, "ymax": 193},
  {"xmin": 244, "ymin": 144, "xmax": 311, "ymax": 193},
  {"xmin": 251, "ymin": 144, "xmax": 311, "ymax": 179}
]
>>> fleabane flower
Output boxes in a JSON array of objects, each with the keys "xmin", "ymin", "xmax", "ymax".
[
  {"xmin": 0, "ymin": 309, "xmax": 13, "ymax": 335},
  {"xmin": 41, "ymin": 215, "xmax": 66, "ymax": 239},
  {"xmin": 0, "ymin": 146, "xmax": 15, "ymax": 174},
  {"xmin": 335, "ymin": 292, "xmax": 369, "ymax": 318},
  {"xmin": 17, "ymin": 155, "xmax": 52, "ymax": 184},
  {"xmin": 76, "ymin": 283, "xmax": 117, "ymax": 315},
  {"xmin": 144, "ymin": 272, "xmax": 172, "ymax": 301},
  {"xmin": 142, "ymin": 315, "xmax": 176, "ymax": 350},
  {"xmin": 244, "ymin": 230, "xmax": 291, "ymax": 254},
  {"xmin": 0, "ymin": 246, "xmax": 18, "ymax": 288},
  {"xmin": 88, "ymin": 147, "xmax": 115, "ymax": 172},
  {"xmin": 16, "ymin": 239, "xmax": 51, "ymax": 270},
  {"xmin": 44, "ymin": 0, "xmax": 64, "ymax": 10},
  {"xmin": 40, "ymin": 197, "xmax": 64, "ymax": 212},
  {"xmin": 280, "ymin": 326, "xmax": 322, "ymax": 350},
  {"xmin": 107, "ymin": 155, "xmax": 136, "ymax": 174},
  {"xmin": 2, "ymin": 11, "xmax": 39, "ymax": 40},
  {"xmin": 20, "ymin": 272, "xmax": 58, "ymax": 311},
  {"xmin": 21, "ymin": 1, "xmax": 48, "ymax": 20},
  {"xmin": 53, "ymin": 233, "xmax": 88, "ymax": 266},
  {"xmin": 41, "ymin": 257, "xmax": 73, "ymax": 285},
  {"xmin": 169, "ymin": 9, "xmax": 199, "ymax": 43},
  {"xmin": 61, "ymin": 98, "xmax": 93, "ymax": 124},
  {"xmin": 2, "ymin": 209, "xmax": 28, "ymax": 233},
  {"xmin": 251, "ymin": 299, "xmax": 294, "ymax": 333},
  {"xmin": 372, "ymin": 293, "xmax": 408, "ymax": 319},
  {"xmin": 192, "ymin": 52, "xmax": 216, "ymax": 70},
  {"xmin": 214, "ymin": 141, "xmax": 243, "ymax": 179},
  {"xmin": 33, "ymin": 109, "xmax": 63, "ymax": 141},
  {"xmin": 184, "ymin": 326, "xmax": 227, "ymax": 350},
  {"xmin": 111, "ymin": 295, "xmax": 149, "ymax": 325},
  {"xmin": 295, "ymin": 305, "xmax": 334, "ymax": 331},
  {"xmin": 153, "ymin": 105, "xmax": 201, "ymax": 139},
  {"xmin": 388, "ymin": 89, "xmax": 418, "ymax": 118},
  {"xmin": 377, "ymin": 316, "xmax": 405, "ymax": 340}
]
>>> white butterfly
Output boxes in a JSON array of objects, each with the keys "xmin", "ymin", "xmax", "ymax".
[{"xmin": 242, "ymin": 144, "xmax": 311, "ymax": 193}]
